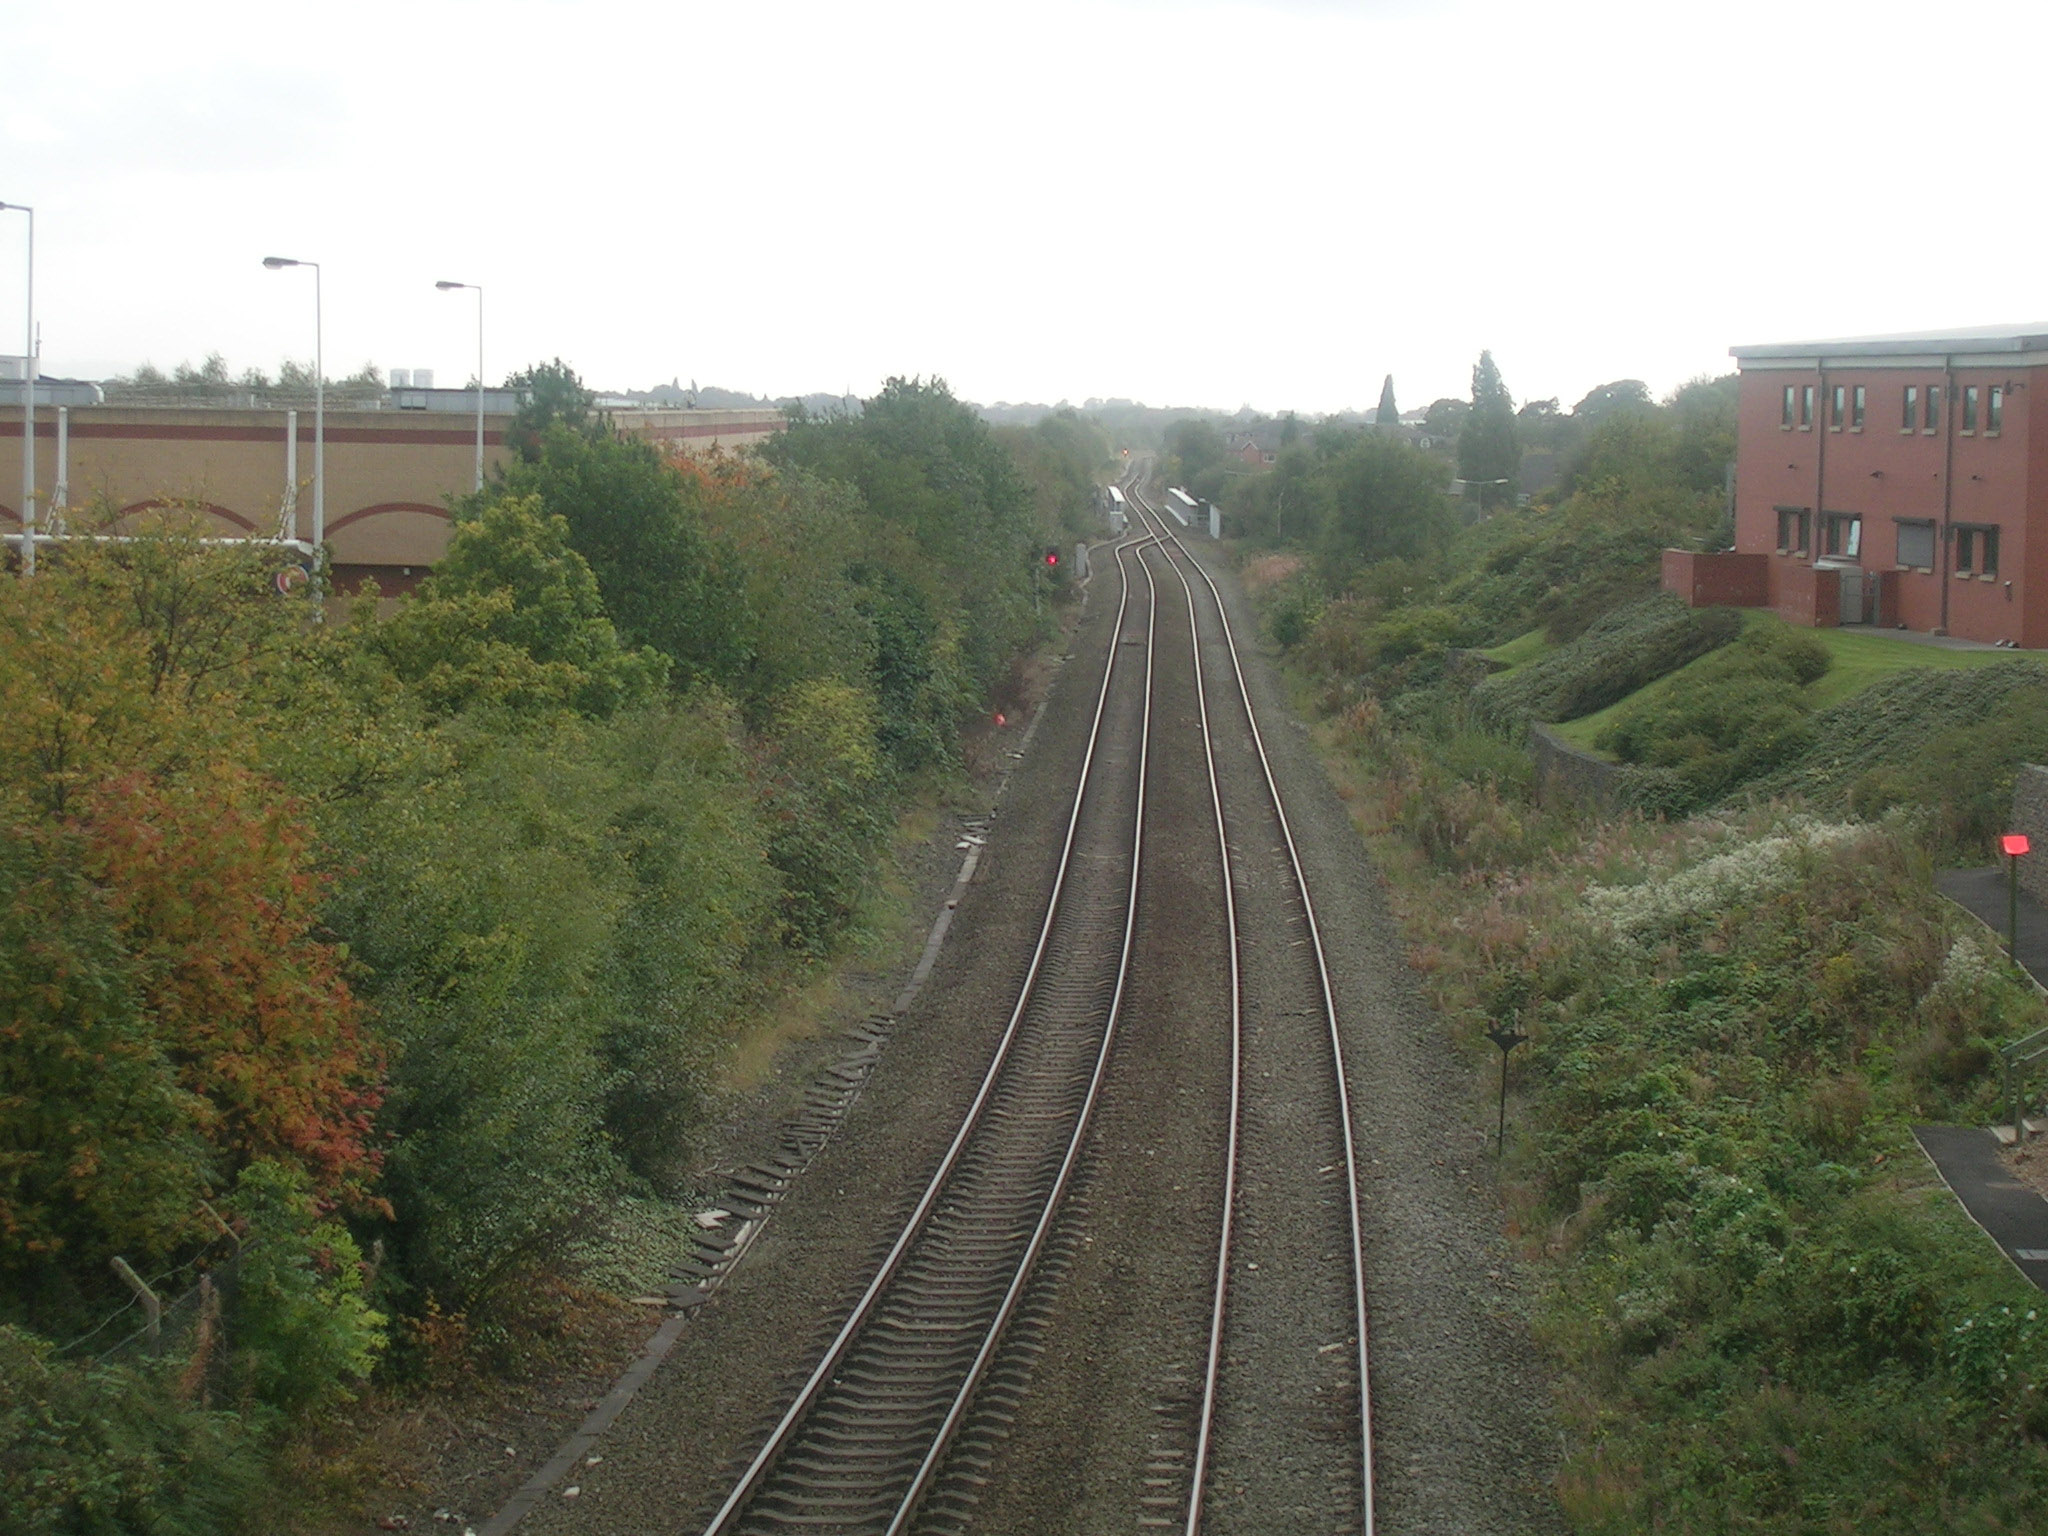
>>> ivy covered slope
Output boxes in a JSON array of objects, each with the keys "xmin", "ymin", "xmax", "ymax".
[
  {"xmin": 0, "ymin": 373, "xmax": 1114, "ymax": 1532},
  {"xmin": 1232, "ymin": 370, "xmax": 2048, "ymax": 1529}
]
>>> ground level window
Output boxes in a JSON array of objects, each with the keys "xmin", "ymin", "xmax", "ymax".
[
  {"xmin": 1925, "ymin": 384, "xmax": 1942, "ymax": 432},
  {"xmin": 1955, "ymin": 524, "xmax": 2001, "ymax": 577},
  {"xmin": 1823, "ymin": 513, "xmax": 1862, "ymax": 559},
  {"xmin": 1963, "ymin": 385, "xmax": 1980, "ymax": 433},
  {"xmin": 1783, "ymin": 385, "xmax": 1796, "ymax": 428},
  {"xmin": 1990, "ymin": 386, "xmax": 2004, "ymax": 435},
  {"xmin": 1852, "ymin": 385, "xmax": 1866, "ymax": 428},
  {"xmin": 1895, "ymin": 519, "xmax": 1935, "ymax": 569},
  {"xmin": 1903, "ymin": 385, "xmax": 1919, "ymax": 430},
  {"xmin": 1831, "ymin": 384, "xmax": 1846, "ymax": 429},
  {"xmin": 1801, "ymin": 385, "xmax": 1815, "ymax": 429},
  {"xmin": 1776, "ymin": 505, "xmax": 1811, "ymax": 554}
]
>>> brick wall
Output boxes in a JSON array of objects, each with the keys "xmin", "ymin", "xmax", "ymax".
[
  {"xmin": 1663, "ymin": 549, "xmax": 1768, "ymax": 608},
  {"xmin": 1774, "ymin": 563, "xmax": 1841, "ymax": 627}
]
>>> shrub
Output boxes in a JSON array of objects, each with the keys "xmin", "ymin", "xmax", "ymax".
[
  {"xmin": 0, "ymin": 1326, "xmax": 267, "ymax": 1536},
  {"xmin": 1471, "ymin": 595, "xmax": 1742, "ymax": 732}
]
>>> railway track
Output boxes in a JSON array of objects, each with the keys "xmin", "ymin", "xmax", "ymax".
[
  {"xmin": 697, "ymin": 531, "xmax": 1167, "ymax": 1536},
  {"xmin": 693, "ymin": 483, "xmax": 1377, "ymax": 1535},
  {"xmin": 1125, "ymin": 481, "xmax": 1376, "ymax": 1534}
]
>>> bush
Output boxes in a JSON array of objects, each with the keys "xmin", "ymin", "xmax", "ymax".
[
  {"xmin": 1471, "ymin": 595, "xmax": 1741, "ymax": 732},
  {"xmin": 0, "ymin": 1326, "xmax": 267, "ymax": 1536},
  {"xmin": 228, "ymin": 1162, "xmax": 383, "ymax": 1415},
  {"xmin": 1743, "ymin": 661, "xmax": 2048, "ymax": 856},
  {"xmin": 1596, "ymin": 618, "xmax": 1831, "ymax": 814}
]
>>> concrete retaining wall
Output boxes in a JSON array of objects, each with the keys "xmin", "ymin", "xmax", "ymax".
[{"xmin": 1531, "ymin": 723, "xmax": 1629, "ymax": 810}]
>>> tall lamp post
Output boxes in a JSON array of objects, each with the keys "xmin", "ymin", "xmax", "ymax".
[
  {"xmin": 1, "ymin": 202, "xmax": 33, "ymax": 575},
  {"xmin": 435, "ymin": 280, "xmax": 484, "ymax": 492},
  {"xmin": 261, "ymin": 256, "xmax": 322, "ymax": 582}
]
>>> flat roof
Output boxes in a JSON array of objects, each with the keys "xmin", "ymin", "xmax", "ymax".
[{"xmin": 1732, "ymin": 322, "xmax": 2048, "ymax": 360}]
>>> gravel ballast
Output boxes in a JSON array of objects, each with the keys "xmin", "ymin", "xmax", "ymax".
[{"xmin": 506, "ymin": 529, "xmax": 1565, "ymax": 1534}]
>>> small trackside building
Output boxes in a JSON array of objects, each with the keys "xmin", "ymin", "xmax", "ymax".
[{"xmin": 1681, "ymin": 323, "xmax": 2048, "ymax": 648}]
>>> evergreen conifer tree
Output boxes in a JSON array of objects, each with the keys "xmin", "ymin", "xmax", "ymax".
[
  {"xmin": 1376, "ymin": 374, "xmax": 1399, "ymax": 430},
  {"xmin": 1457, "ymin": 351, "xmax": 1518, "ymax": 512}
]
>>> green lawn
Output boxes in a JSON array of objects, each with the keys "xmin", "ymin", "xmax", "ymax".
[
  {"xmin": 1550, "ymin": 620, "xmax": 2039, "ymax": 751},
  {"xmin": 1481, "ymin": 628, "xmax": 1551, "ymax": 669}
]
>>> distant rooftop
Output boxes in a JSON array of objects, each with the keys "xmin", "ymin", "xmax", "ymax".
[{"xmin": 1732, "ymin": 322, "xmax": 2048, "ymax": 361}]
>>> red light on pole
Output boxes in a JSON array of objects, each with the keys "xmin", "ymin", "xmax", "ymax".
[
  {"xmin": 2004, "ymin": 832, "xmax": 2031, "ymax": 958},
  {"xmin": 1044, "ymin": 547, "xmax": 1059, "ymax": 566}
]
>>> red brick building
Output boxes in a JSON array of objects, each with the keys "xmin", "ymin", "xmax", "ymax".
[{"xmin": 1668, "ymin": 323, "xmax": 2048, "ymax": 647}]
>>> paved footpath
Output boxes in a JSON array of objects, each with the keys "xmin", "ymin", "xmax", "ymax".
[
  {"xmin": 1917, "ymin": 868, "xmax": 2048, "ymax": 1293},
  {"xmin": 1914, "ymin": 1126, "xmax": 2048, "ymax": 1293}
]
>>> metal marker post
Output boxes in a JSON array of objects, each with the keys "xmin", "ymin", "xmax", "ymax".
[
  {"xmin": 2003, "ymin": 833, "xmax": 2030, "ymax": 958},
  {"xmin": 1486, "ymin": 1023, "xmax": 1529, "ymax": 1156}
]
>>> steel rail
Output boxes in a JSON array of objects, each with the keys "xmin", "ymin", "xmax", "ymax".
[
  {"xmin": 878, "ymin": 529, "xmax": 1161, "ymax": 1533},
  {"xmin": 1133, "ymin": 526, "xmax": 1244, "ymax": 1536},
  {"xmin": 1126, "ymin": 480, "xmax": 1377, "ymax": 1536},
  {"xmin": 698, "ymin": 527, "xmax": 1163, "ymax": 1536}
]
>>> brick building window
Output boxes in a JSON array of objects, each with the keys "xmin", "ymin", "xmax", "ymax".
[
  {"xmin": 1963, "ymin": 385, "xmax": 1979, "ymax": 433},
  {"xmin": 1895, "ymin": 519, "xmax": 1935, "ymax": 570},
  {"xmin": 1831, "ymin": 384, "xmax": 1846, "ymax": 430},
  {"xmin": 1902, "ymin": 385, "xmax": 1919, "ymax": 431},
  {"xmin": 1989, "ymin": 386, "xmax": 2004, "ymax": 435},
  {"xmin": 1782, "ymin": 385, "xmax": 1795, "ymax": 429},
  {"xmin": 1775, "ymin": 505, "xmax": 1811, "ymax": 555},
  {"xmin": 1800, "ymin": 385, "xmax": 1815, "ymax": 429},
  {"xmin": 1822, "ymin": 513, "xmax": 1862, "ymax": 559},
  {"xmin": 1925, "ymin": 385, "xmax": 1942, "ymax": 432},
  {"xmin": 1852, "ymin": 385, "xmax": 1866, "ymax": 429},
  {"xmin": 1955, "ymin": 525, "xmax": 2000, "ymax": 577}
]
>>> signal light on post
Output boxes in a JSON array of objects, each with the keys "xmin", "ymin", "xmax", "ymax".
[{"xmin": 1044, "ymin": 547, "xmax": 1060, "ymax": 567}]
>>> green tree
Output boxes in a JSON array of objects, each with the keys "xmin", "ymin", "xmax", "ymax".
[
  {"xmin": 1375, "ymin": 375, "xmax": 1399, "ymax": 431},
  {"xmin": 1571, "ymin": 378, "xmax": 1653, "ymax": 423},
  {"xmin": 1458, "ymin": 351, "xmax": 1519, "ymax": 512},
  {"xmin": 368, "ymin": 493, "xmax": 669, "ymax": 717},
  {"xmin": 504, "ymin": 358, "xmax": 598, "ymax": 462},
  {"xmin": 474, "ymin": 423, "xmax": 751, "ymax": 688},
  {"xmin": 1316, "ymin": 430, "xmax": 1454, "ymax": 580}
]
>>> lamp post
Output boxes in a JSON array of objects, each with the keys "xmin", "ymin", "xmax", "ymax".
[
  {"xmin": 1, "ymin": 202, "xmax": 33, "ymax": 574},
  {"xmin": 261, "ymin": 256, "xmax": 322, "ymax": 583},
  {"xmin": 2003, "ymin": 833, "xmax": 2031, "ymax": 958},
  {"xmin": 435, "ymin": 280, "xmax": 484, "ymax": 492},
  {"xmin": 1459, "ymin": 475, "xmax": 1512, "ymax": 519}
]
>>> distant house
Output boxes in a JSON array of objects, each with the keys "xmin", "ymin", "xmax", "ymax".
[
  {"xmin": 1664, "ymin": 323, "xmax": 2047, "ymax": 647},
  {"xmin": 1224, "ymin": 429, "xmax": 1280, "ymax": 468}
]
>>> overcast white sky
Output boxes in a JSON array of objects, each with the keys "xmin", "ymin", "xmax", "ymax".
[{"xmin": 4, "ymin": 0, "xmax": 2043, "ymax": 417}]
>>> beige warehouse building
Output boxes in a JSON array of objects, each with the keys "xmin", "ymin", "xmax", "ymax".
[{"xmin": 0, "ymin": 392, "xmax": 784, "ymax": 593}]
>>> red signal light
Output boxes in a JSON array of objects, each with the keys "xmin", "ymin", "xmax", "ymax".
[{"xmin": 1044, "ymin": 548, "xmax": 1060, "ymax": 566}]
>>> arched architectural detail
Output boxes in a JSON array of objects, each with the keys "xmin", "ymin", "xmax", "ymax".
[
  {"xmin": 112, "ymin": 498, "xmax": 261, "ymax": 534},
  {"xmin": 327, "ymin": 500, "xmax": 452, "ymax": 532},
  {"xmin": 327, "ymin": 501, "xmax": 455, "ymax": 568}
]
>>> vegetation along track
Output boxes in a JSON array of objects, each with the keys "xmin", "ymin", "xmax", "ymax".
[
  {"xmin": 1130, "ymin": 481, "xmax": 1376, "ymax": 1535},
  {"xmin": 697, "ymin": 530, "xmax": 1166, "ymax": 1536}
]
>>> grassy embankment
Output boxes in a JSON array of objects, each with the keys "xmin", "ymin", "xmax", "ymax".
[{"xmin": 1268, "ymin": 588, "xmax": 2048, "ymax": 1532}]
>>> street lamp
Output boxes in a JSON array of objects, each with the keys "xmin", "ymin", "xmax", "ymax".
[
  {"xmin": 262, "ymin": 256, "xmax": 322, "ymax": 579},
  {"xmin": 435, "ymin": 280, "xmax": 485, "ymax": 492},
  {"xmin": 1, "ymin": 201, "xmax": 32, "ymax": 575}
]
